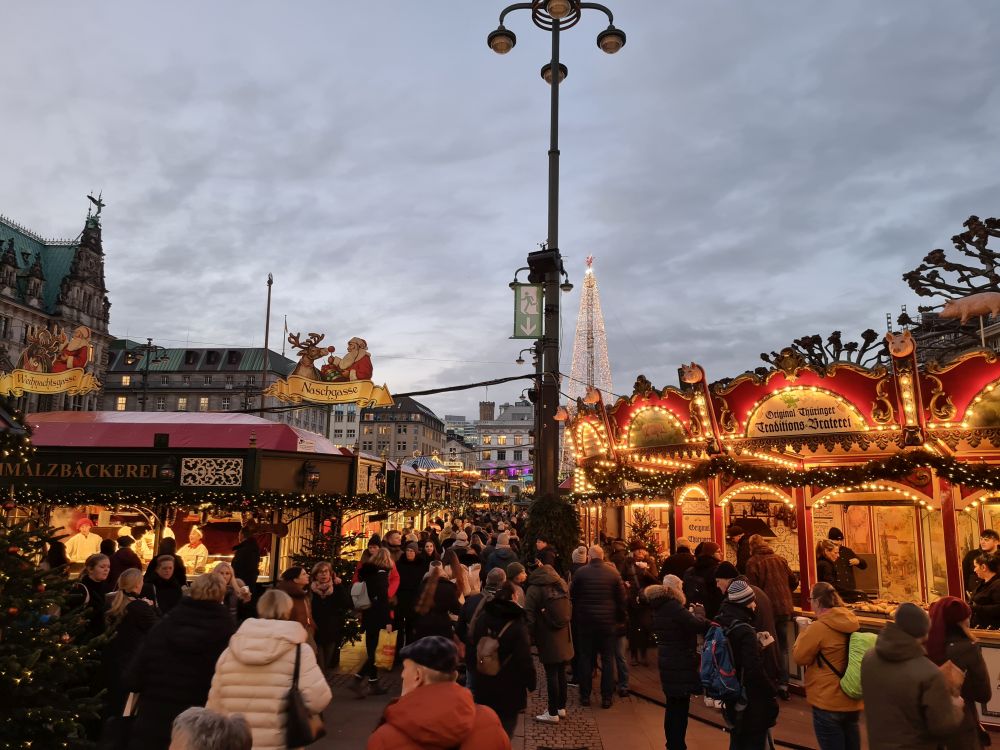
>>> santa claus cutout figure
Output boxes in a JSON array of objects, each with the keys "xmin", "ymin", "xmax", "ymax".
[
  {"xmin": 326, "ymin": 337, "xmax": 373, "ymax": 382},
  {"xmin": 51, "ymin": 326, "xmax": 91, "ymax": 373}
]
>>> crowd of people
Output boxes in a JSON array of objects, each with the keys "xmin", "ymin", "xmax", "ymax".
[{"xmin": 43, "ymin": 512, "xmax": 1000, "ymax": 750}]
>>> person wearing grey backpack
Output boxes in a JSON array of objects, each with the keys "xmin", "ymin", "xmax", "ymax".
[{"xmin": 524, "ymin": 563, "xmax": 574, "ymax": 724}]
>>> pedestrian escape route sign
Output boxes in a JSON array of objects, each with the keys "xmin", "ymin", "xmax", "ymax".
[{"xmin": 512, "ymin": 283, "xmax": 543, "ymax": 340}]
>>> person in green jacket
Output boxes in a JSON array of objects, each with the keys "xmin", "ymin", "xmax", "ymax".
[{"xmin": 860, "ymin": 603, "xmax": 964, "ymax": 750}]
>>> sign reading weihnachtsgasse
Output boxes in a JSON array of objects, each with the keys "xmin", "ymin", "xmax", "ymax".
[{"xmin": 0, "ymin": 325, "xmax": 101, "ymax": 396}]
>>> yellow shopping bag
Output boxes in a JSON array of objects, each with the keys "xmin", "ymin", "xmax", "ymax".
[
  {"xmin": 374, "ymin": 628, "xmax": 397, "ymax": 671},
  {"xmin": 336, "ymin": 637, "xmax": 368, "ymax": 675}
]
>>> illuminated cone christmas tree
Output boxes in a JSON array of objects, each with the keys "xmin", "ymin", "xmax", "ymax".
[{"xmin": 563, "ymin": 256, "xmax": 613, "ymax": 470}]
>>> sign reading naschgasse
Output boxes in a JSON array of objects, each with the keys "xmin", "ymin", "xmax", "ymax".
[{"xmin": 746, "ymin": 389, "xmax": 863, "ymax": 437}]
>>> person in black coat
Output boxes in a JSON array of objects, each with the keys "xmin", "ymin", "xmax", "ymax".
[
  {"xmin": 310, "ymin": 561, "xmax": 351, "ymax": 673},
  {"xmin": 714, "ymin": 582, "xmax": 779, "ymax": 749},
  {"xmin": 623, "ymin": 547, "xmax": 659, "ymax": 665},
  {"xmin": 971, "ymin": 553, "xmax": 1000, "ymax": 629},
  {"xmin": 569, "ymin": 546, "xmax": 627, "ymax": 707},
  {"xmin": 230, "ymin": 528, "xmax": 261, "ymax": 594},
  {"xmin": 73, "ymin": 553, "xmax": 112, "ymax": 643},
  {"xmin": 395, "ymin": 542, "xmax": 429, "ymax": 651},
  {"xmin": 122, "ymin": 574, "xmax": 235, "ymax": 750},
  {"xmin": 352, "ymin": 548, "xmax": 395, "ymax": 696},
  {"xmin": 828, "ymin": 527, "xmax": 867, "ymax": 592},
  {"xmin": 682, "ymin": 542, "xmax": 724, "ymax": 621},
  {"xmin": 471, "ymin": 582, "xmax": 536, "ymax": 738},
  {"xmin": 413, "ymin": 564, "xmax": 462, "ymax": 641},
  {"xmin": 659, "ymin": 544, "xmax": 697, "ymax": 580},
  {"xmin": 146, "ymin": 555, "xmax": 184, "ymax": 615},
  {"xmin": 963, "ymin": 530, "xmax": 1000, "ymax": 596},
  {"xmin": 144, "ymin": 537, "xmax": 186, "ymax": 587},
  {"xmin": 100, "ymin": 569, "xmax": 159, "ymax": 745},
  {"xmin": 727, "ymin": 526, "xmax": 752, "ymax": 575},
  {"xmin": 648, "ymin": 577, "xmax": 708, "ymax": 750}
]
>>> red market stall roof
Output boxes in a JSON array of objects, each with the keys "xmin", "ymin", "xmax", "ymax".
[{"xmin": 26, "ymin": 411, "xmax": 343, "ymax": 454}]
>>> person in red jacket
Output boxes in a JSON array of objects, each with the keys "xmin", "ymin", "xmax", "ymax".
[{"xmin": 367, "ymin": 636, "xmax": 510, "ymax": 750}]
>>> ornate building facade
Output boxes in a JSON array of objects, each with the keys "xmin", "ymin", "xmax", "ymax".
[{"xmin": 0, "ymin": 205, "xmax": 112, "ymax": 412}]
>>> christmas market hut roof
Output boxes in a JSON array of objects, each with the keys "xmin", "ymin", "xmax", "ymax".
[
  {"xmin": 26, "ymin": 411, "xmax": 341, "ymax": 454},
  {"xmin": 404, "ymin": 455, "xmax": 450, "ymax": 472}
]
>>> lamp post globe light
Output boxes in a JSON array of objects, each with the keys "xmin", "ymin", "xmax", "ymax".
[
  {"xmin": 124, "ymin": 337, "xmax": 169, "ymax": 412},
  {"xmin": 488, "ymin": 0, "xmax": 624, "ymax": 499}
]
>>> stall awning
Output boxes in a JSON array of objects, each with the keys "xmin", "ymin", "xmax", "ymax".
[{"xmin": 26, "ymin": 411, "xmax": 342, "ymax": 454}]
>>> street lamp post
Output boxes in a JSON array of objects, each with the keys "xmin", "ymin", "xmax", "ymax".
[
  {"xmin": 124, "ymin": 337, "xmax": 169, "ymax": 412},
  {"xmin": 489, "ymin": 1, "xmax": 625, "ymax": 499}
]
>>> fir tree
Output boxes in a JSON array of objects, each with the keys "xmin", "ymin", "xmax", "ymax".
[
  {"xmin": 627, "ymin": 509, "xmax": 663, "ymax": 560},
  {"xmin": 0, "ymin": 514, "xmax": 103, "ymax": 749},
  {"xmin": 291, "ymin": 519, "xmax": 362, "ymax": 647},
  {"xmin": 523, "ymin": 494, "xmax": 581, "ymax": 573}
]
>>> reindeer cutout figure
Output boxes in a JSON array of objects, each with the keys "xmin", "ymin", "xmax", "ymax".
[{"xmin": 287, "ymin": 332, "xmax": 334, "ymax": 380}]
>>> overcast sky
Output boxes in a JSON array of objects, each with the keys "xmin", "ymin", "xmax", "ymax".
[{"xmin": 2, "ymin": 2, "xmax": 998, "ymax": 420}]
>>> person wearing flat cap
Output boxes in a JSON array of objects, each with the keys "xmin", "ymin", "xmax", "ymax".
[
  {"xmin": 366, "ymin": 636, "xmax": 510, "ymax": 750},
  {"xmin": 861, "ymin": 603, "xmax": 964, "ymax": 750},
  {"xmin": 714, "ymin": 580, "xmax": 779, "ymax": 748}
]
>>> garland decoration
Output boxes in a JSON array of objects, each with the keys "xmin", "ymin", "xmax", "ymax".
[{"xmin": 572, "ymin": 449, "xmax": 1000, "ymax": 502}]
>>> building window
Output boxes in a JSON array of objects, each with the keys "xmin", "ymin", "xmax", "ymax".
[
  {"xmin": 247, "ymin": 375, "xmax": 256, "ymax": 385},
  {"xmin": 346, "ymin": 429, "xmax": 356, "ymax": 438},
  {"xmin": 377, "ymin": 441, "xmax": 388, "ymax": 451},
  {"xmin": 334, "ymin": 411, "xmax": 344, "ymax": 422},
  {"xmin": 497, "ymin": 450, "xmax": 507, "ymax": 461},
  {"xmin": 333, "ymin": 429, "xmax": 343, "ymax": 438},
  {"xmin": 482, "ymin": 436, "xmax": 492, "ymax": 445},
  {"xmin": 397, "ymin": 425, "xmax": 407, "ymax": 434},
  {"xmin": 160, "ymin": 375, "xmax": 169, "ymax": 385},
  {"xmin": 226, "ymin": 375, "xmax": 234, "ymax": 385},
  {"xmin": 177, "ymin": 396, "xmax": 188, "ymax": 411},
  {"xmin": 346, "ymin": 404, "xmax": 356, "ymax": 414},
  {"xmin": 515, "ymin": 435, "xmax": 523, "ymax": 445},
  {"xmin": 153, "ymin": 396, "xmax": 165, "ymax": 411},
  {"xmin": 482, "ymin": 451, "xmax": 491, "ymax": 460},
  {"xmin": 222, "ymin": 397, "xmax": 230, "ymax": 410},
  {"xmin": 184, "ymin": 351, "xmax": 197, "ymax": 365},
  {"xmin": 182, "ymin": 375, "xmax": 191, "ymax": 386},
  {"xmin": 363, "ymin": 426, "xmax": 373, "ymax": 435},
  {"xmin": 121, "ymin": 375, "xmax": 131, "ymax": 386},
  {"xmin": 363, "ymin": 413, "xmax": 374, "ymax": 421},
  {"xmin": 497, "ymin": 435, "xmax": 507, "ymax": 445},
  {"xmin": 397, "ymin": 441, "xmax": 407, "ymax": 451},
  {"xmin": 198, "ymin": 397, "xmax": 209, "ymax": 412},
  {"xmin": 0, "ymin": 316, "xmax": 9, "ymax": 339},
  {"xmin": 115, "ymin": 396, "xmax": 127, "ymax": 411},
  {"xmin": 362, "ymin": 441, "xmax": 373, "ymax": 451},
  {"xmin": 513, "ymin": 450, "xmax": 522, "ymax": 461},
  {"xmin": 204, "ymin": 375, "xmax": 213, "ymax": 385},
  {"xmin": 378, "ymin": 426, "xmax": 390, "ymax": 435}
]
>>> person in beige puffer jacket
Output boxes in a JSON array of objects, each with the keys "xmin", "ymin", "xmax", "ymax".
[{"xmin": 207, "ymin": 589, "xmax": 332, "ymax": 750}]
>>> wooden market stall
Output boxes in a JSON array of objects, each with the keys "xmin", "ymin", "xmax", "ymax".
[{"xmin": 566, "ymin": 337, "xmax": 1000, "ymax": 724}]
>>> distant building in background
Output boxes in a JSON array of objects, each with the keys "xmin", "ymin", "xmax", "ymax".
[
  {"xmin": 103, "ymin": 341, "xmax": 335, "ymax": 437},
  {"xmin": 0, "ymin": 208, "xmax": 112, "ymax": 413},
  {"xmin": 445, "ymin": 414, "xmax": 472, "ymax": 441},
  {"xmin": 360, "ymin": 395, "xmax": 446, "ymax": 463},
  {"xmin": 472, "ymin": 399, "xmax": 534, "ymax": 496},
  {"xmin": 445, "ymin": 431, "xmax": 478, "ymax": 472}
]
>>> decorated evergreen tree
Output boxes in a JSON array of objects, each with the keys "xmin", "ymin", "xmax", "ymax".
[
  {"xmin": 291, "ymin": 517, "xmax": 361, "ymax": 647},
  {"xmin": 0, "ymin": 514, "xmax": 103, "ymax": 749},
  {"xmin": 626, "ymin": 508, "xmax": 663, "ymax": 560},
  {"xmin": 523, "ymin": 494, "xmax": 581, "ymax": 573}
]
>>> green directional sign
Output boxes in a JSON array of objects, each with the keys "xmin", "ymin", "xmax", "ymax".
[{"xmin": 512, "ymin": 283, "xmax": 543, "ymax": 339}]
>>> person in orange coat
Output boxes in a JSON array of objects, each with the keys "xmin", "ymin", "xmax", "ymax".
[{"xmin": 367, "ymin": 636, "xmax": 510, "ymax": 750}]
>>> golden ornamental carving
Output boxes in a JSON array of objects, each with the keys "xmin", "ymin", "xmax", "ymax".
[
  {"xmin": 871, "ymin": 379, "xmax": 895, "ymax": 424},
  {"xmin": 925, "ymin": 349, "xmax": 999, "ymax": 375},
  {"xmin": 716, "ymin": 396, "xmax": 738, "ymax": 434},
  {"xmin": 926, "ymin": 375, "xmax": 957, "ymax": 421}
]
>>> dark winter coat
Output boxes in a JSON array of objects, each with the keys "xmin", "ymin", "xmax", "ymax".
[
  {"xmin": 569, "ymin": 559, "xmax": 627, "ymax": 636},
  {"xmin": 414, "ymin": 574, "xmax": 460, "ymax": 640},
  {"xmin": 834, "ymin": 545, "xmax": 867, "ymax": 592},
  {"xmin": 109, "ymin": 547, "xmax": 142, "ymax": 588},
  {"xmin": 963, "ymin": 548, "xmax": 983, "ymax": 595},
  {"xmin": 102, "ymin": 594, "xmax": 158, "ymax": 712},
  {"xmin": 649, "ymin": 588, "xmax": 707, "ymax": 697},
  {"xmin": 453, "ymin": 547, "xmax": 481, "ymax": 570},
  {"xmin": 745, "ymin": 547, "xmax": 797, "ymax": 618},
  {"xmin": 75, "ymin": 574, "xmax": 108, "ymax": 642},
  {"xmin": 358, "ymin": 562, "xmax": 393, "ymax": 631},
  {"xmin": 937, "ymin": 631, "xmax": 992, "ymax": 750},
  {"xmin": 395, "ymin": 555, "xmax": 429, "ymax": 615},
  {"xmin": 682, "ymin": 556, "xmax": 723, "ymax": 621},
  {"xmin": 147, "ymin": 573, "xmax": 183, "ymax": 616},
  {"xmin": 971, "ymin": 575, "xmax": 1000, "ymax": 629},
  {"xmin": 456, "ymin": 591, "xmax": 485, "ymax": 647},
  {"xmin": 659, "ymin": 551, "xmax": 696, "ymax": 580},
  {"xmin": 471, "ymin": 598, "xmax": 537, "ymax": 719},
  {"xmin": 608, "ymin": 541, "xmax": 629, "ymax": 574},
  {"xmin": 485, "ymin": 546, "xmax": 517, "ymax": 576},
  {"xmin": 714, "ymin": 600, "xmax": 779, "ymax": 735},
  {"xmin": 861, "ymin": 622, "xmax": 964, "ymax": 750},
  {"xmin": 230, "ymin": 537, "xmax": 261, "ymax": 589},
  {"xmin": 623, "ymin": 559, "xmax": 659, "ymax": 644},
  {"xmin": 144, "ymin": 554, "xmax": 186, "ymax": 587},
  {"xmin": 747, "ymin": 583, "xmax": 782, "ymax": 685},
  {"xmin": 816, "ymin": 556, "xmax": 839, "ymax": 588},
  {"xmin": 523, "ymin": 566, "xmax": 574, "ymax": 665},
  {"xmin": 312, "ymin": 582, "xmax": 352, "ymax": 646},
  {"xmin": 123, "ymin": 598, "xmax": 236, "ymax": 750}
]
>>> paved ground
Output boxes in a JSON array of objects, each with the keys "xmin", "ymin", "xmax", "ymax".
[{"xmin": 313, "ymin": 658, "xmax": 862, "ymax": 749}]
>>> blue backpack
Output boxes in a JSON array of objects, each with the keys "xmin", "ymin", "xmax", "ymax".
[{"xmin": 699, "ymin": 622, "xmax": 749, "ymax": 700}]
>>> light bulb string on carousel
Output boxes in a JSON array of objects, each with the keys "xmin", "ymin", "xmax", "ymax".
[{"xmin": 570, "ymin": 448, "xmax": 1000, "ymax": 502}]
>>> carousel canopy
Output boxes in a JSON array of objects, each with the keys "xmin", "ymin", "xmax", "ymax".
[{"xmin": 26, "ymin": 411, "xmax": 343, "ymax": 454}]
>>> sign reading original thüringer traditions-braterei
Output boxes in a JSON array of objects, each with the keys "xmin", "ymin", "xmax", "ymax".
[{"xmin": 263, "ymin": 330, "xmax": 393, "ymax": 406}]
